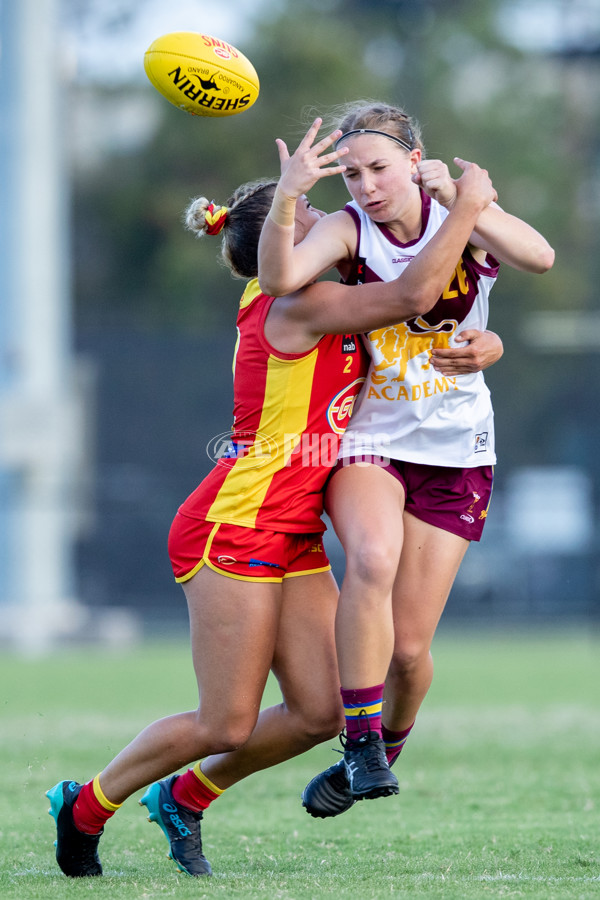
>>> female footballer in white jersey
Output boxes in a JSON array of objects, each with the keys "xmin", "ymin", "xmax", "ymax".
[
  {"xmin": 258, "ymin": 101, "xmax": 555, "ymax": 813},
  {"xmin": 46, "ymin": 130, "xmax": 502, "ymax": 879}
]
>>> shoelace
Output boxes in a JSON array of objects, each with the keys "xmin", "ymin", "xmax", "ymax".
[
  {"xmin": 339, "ymin": 708, "xmax": 377, "ymax": 749},
  {"xmin": 358, "ymin": 740, "xmax": 389, "ymax": 774}
]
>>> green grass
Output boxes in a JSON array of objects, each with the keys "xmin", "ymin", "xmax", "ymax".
[{"xmin": 2, "ymin": 630, "xmax": 599, "ymax": 898}]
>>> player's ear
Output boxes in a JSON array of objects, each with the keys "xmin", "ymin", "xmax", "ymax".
[{"xmin": 409, "ymin": 148, "xmax": 422, "ymax": 174}]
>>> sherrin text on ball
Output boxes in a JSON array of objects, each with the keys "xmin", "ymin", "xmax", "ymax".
[{"xmin": 144, "ymin": 31, "xmax": 259, "ymax": 117}]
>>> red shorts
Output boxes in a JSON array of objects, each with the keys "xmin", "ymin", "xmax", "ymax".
[
  {"xmin": 330, "ymin": 458, "xmax": 494, "ymax": 541},
  {"xmin": 168, "ymin": 511, "xmax": 331, "ymax": 583}
]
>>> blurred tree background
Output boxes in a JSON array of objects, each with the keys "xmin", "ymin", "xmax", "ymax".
[{"xmin": 63, "ymin": 0, "xmax": 599, "ymax": 625}]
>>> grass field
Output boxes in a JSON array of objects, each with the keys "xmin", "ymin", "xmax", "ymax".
[{"xmin": 2, "ymin": 629, "xmax": 599, "ymax": 899}]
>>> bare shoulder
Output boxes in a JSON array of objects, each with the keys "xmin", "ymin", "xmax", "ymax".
[
  {"xmin": 310, "ymin": 208, "xmax": 356, "ymax": 243},
  {"xmin": 327, "ymin": 207, "xmax": 357, "ymax": 234},
  {"xmin": 318, "ymin": 208, "xmax": 358, "ymax": 262}
]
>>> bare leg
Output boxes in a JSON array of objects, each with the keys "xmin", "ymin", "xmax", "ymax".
[
  {"xmin": 383, "ymin": 513, "xmax": 469, "ymax": 731},
  {"xmin": 201, "ymin": 570, "xmax": 343, "ymax": 788},
  {"xmin": 99, "ymin": 566, "xmax": 282, "ymax": 803},
  {"xmin": 326, "ymin": 463, "xmax": 405, "ymax": 688}
]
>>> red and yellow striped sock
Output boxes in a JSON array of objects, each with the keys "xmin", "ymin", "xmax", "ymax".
[
  {"xmin": 171, "ymin": 763, "xmax": 225, "ymax": 813},
  {"xmin": 73, "ymin": 775, "xmax": 122, "ymax": 835}
]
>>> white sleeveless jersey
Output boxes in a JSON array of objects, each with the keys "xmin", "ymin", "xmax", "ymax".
[{"xmin": 339, "ymin": 192, "xmax": 499, "ymax": 467}]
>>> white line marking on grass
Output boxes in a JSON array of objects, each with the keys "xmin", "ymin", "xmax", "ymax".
[{"xmin": 414, "ymin": 873, "xmax": 600, "ymax": 884}]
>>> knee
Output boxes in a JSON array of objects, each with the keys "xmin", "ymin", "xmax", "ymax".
[
  {"xmin": 192, "ymin": 711, "xmax": 256, "ymax": 755},
  {"xmin": 292, "ymin": 702, "xmax": 344, "ymax": 745},
  {"xmin": 306, "ymin": 708, "xmax": 345, "ymax": 743},
  {"xmin": 388, "ymin": 642, "xmax": 432, "ymax": 681},
  {"xmin": 210, "ymin": 727, "xmax": 253, "ymax": 754},
  {"xmin": 345, "ymin": 538, "xmax": 399, "ymax": 591},
  {"xmin": 302, "ymin": 720, "xmax": 343, "ymax": 746}
]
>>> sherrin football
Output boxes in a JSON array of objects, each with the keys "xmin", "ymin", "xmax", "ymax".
[{"xmin": 144, "ymin": 31, "xmax": 259, "ymax": 117}]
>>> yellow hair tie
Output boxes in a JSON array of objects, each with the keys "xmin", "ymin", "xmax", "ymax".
[{"xmin": 205, "ymin": 203, "xmax": 228, "ymax": 236}]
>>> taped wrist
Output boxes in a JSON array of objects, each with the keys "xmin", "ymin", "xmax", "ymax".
[{"xmin": 268, "ymin": 189, "xmax": 296, "ymax": 227}]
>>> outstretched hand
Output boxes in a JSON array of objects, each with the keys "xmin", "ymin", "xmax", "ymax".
[{"xmin": 275, "ymin": 118, "xmax": 349, "ymax": 200}]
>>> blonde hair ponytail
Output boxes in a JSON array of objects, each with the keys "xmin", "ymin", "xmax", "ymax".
[{"xmin": 184, "ymin": 180, "xmax": 278, "ymax": 279}]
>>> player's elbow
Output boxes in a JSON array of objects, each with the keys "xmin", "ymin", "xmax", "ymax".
[
  {"xmin": 408, "ymin": 286, "xmax": 438, "ymax": 318},
  {"xmin": 258, "ymin": 273, "xmax": 293, "ymax": 298},
  {"xmin": 535, "ymin": 244, "xmax": 555, "ymax": 274},
  {"xmin": 525, "ymin": 241, "xmax": 555, "ymax": 274}
]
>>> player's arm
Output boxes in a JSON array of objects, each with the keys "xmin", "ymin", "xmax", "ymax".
[
  {"xmin": 468, "ymin": 204, "xmax": 555, "ymax": 273},
  {"xmin": 415, "ymin": 158, "xmax": 554, "ymax": 274},
  {"xmin": 430, "ymin": 330, "xmax": 504, "ymax": 375},
  {"xmin": 261, "ymin": 208, "xmax": 353, "ymax": 296},
  {"xmin": 258, "ymin": 119, "xmax": 351, "ymax": 296},
  {"xmin": 265, "ymin": 161, "xmax": 497, "ymax": 351}
]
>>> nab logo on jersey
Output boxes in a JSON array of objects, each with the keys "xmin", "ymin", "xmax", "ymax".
[{"xmin": 342, "ymin": 334, "xmax": 357, "ymax": 353}]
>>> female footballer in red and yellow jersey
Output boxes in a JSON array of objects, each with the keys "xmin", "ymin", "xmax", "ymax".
[
  {"xmin": 169, "ymin": 277, "xmax": 368, "ymax": 582},
  {"xmin": 46, "ymin": 129, "xmax": 501, "ymax": 880},
  {"xmin": 185, "ymin": 281, "xmax": 368, "ymax": 527}
]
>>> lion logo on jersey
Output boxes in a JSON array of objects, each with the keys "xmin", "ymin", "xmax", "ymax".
[{"xmin": 369, "ymin": 316, "xmax": 458, "ymax": 385}]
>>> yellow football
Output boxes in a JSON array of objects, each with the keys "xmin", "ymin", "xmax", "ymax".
[{"xmin": 144, "ymin": 31, "xmax": 259, "ymax": 117}]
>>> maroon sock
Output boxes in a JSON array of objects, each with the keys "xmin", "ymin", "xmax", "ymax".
[
  {"xmin": 340, "ymin": 683, "xmax": 385, "ymax": 740},
  {"xmin": 382, "ymin": 722, "xmax": 414, "ymax": 765}
]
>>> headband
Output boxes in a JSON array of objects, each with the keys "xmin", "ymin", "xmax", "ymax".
[
  {"xmin": 335, "ymin": 128, "xmax": 413, "ymax": 153},
  {"xmin": 205, "ymin": 203, "xmax": 229, "ymax": 236}
]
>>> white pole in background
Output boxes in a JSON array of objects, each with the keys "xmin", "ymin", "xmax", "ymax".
[{"xmin": 0, "ymin": 0, "xmax": 86, "ymax": 651}]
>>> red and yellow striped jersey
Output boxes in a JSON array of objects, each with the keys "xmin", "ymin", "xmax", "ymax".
[{"xmin": 179, "ymin": 279, "xmax": 369, "ymax": 532}]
